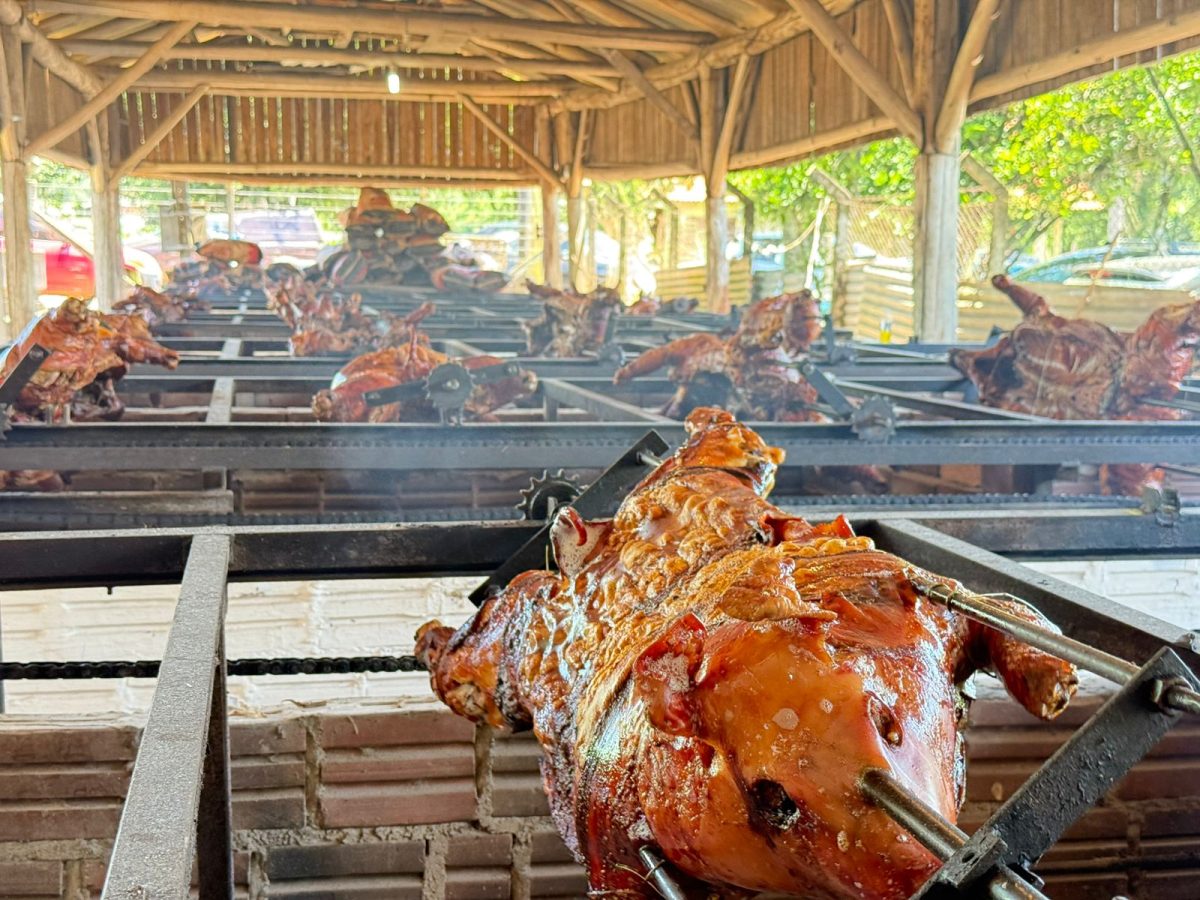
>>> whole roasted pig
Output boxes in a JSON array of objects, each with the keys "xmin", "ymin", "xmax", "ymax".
[{"xmin": 417, "ymin": 408, "xmax": 1077, "ymax": 898}]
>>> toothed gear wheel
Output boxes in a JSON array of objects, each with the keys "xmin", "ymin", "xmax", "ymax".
[{"xmin": 517, "ymin": 469, "xmax": 583, "ymax": 521}]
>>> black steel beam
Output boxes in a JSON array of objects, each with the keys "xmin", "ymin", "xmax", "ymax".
[
  {"xmin": 2, "ymin": 512, "xmax": 1198, "ymax": 591},
  {"xmin": 7, "ymin": 420, "xmax": 1200, "ymax": 470},
  {"xmin": 100, "ymin": 534, "xmax": 232, "ymax": 900}
]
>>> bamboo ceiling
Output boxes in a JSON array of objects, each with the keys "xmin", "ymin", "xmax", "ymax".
[{"xmin": 11, "ymin": 0, "xmax": 1200, "ymax": 186}]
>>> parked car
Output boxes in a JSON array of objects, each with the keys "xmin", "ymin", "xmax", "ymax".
[
  {"xmin": 1058, "ymin": 257, "xmax": 1200, "ymax": 292},
  {"xmin": 233, "ymin": 208, "xmax": 325, "ymax": 262},
  {"xmin": 0, "ymin": 214, "xmax": 152, "ymax": 299},
  {"xmin": 1015, "ymin": 242, "xmax": 1200, "ymax": 285}
]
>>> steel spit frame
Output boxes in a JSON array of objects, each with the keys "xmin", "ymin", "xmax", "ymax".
[{"xmin": 1, "ymin": 506, "xmax": 1199, "ymax": 899}]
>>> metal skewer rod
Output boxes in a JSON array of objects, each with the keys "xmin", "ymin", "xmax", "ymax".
[
  {"xmin": 638, "ymin": 846, "xmax": 688, "ymax": 900},
  {"xmin": 906, "ymin": 572, "xmax": 1200, "ymax": 717},
  {"xmin": 860, "ymin": 770, "xmax": 1049, "ymax": 900}
]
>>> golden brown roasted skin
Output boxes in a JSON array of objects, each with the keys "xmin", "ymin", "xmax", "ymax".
[
  {"xmin": 417, "ymin": 408, "xmax": 1077, "ymax": 899},
  {"xmin": 114, "ymin": 285, "xmax": 209, "ymax": 325},
  {"xmin": 523, "ymin": 281, "xmax": 622, "ymax": 357},
  {"xmin": 950, "ymin": 275, "xmax": 1200, "ymax": 494}
]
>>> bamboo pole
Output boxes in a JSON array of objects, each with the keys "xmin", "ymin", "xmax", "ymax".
[
  {"xmin": 459, "ymin": 95, "xmax": 563, "ymax": 187},
  {"xmin": 26, "ymin": 20, "xmax": 195, "ymax": 157},
  {"xmin": 130, "ymin": 68, "xmax": 565, "ymax": 101},
  {"xmin": 59, "ymin": 38, "xmax": 620, "ymax": 80},
  {"xmin": 33, "ymin": 0, "xmax": 712, "ymax": 52},
  {"xmin": 784, "ymin": 0, "xmax": 921, "ymax": 143},
  {"xmin": 934, "ymin": 0, "xmax": 1000, "ymax": 152},
  {"xmin": 110, "ymin": 83, "xmax": 207, "ymax": 182}
]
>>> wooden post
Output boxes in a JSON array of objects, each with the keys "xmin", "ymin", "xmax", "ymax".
[
  {"xmin": 700, "ymin": 58, "xmax": 750, "ymax": 314},
  {"xmin": 705, "ymin": 187, "xmax": 730, "ymax": 312},
  {"xmin": 554, "ymin": 111, "xmax": 588, "ymax": 288},
  {"xmin": 535, "ymin": 105, "xmax": 562, "ymax": 288},
  {"xmin": 963, "ymin": 155, "xmax": 1009, "ymax": 276},
  {"xmin": 225, "ymin": 182, "xmax": 236, "ymax": 238},
  {"xmin": 910, "ymin": 0, "xmax": 963, "ymax": 343},
  {"xmin": 0, "ymin": 27, "xmax": 34, "ymax": 338},
  {"xmin": 90, "ymin": 165, "xmax": 124, "ymax": 310}
]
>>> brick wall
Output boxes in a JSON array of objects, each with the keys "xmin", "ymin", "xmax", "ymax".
[{"xmin": 1, "ymin": 685, "xmax": 1198, "ymax": 899}]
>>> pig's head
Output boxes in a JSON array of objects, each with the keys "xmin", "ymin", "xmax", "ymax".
[{"xmin": 632, "ymin": 605, "xmax": 954, "ymax": 899}]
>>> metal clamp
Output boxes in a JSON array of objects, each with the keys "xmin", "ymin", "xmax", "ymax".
[
  {"xmin": 796, "ymin": 360, "xmax": 897, "ymax": 441},
  {"xmin": 1140, "ymin": 485, "xmax": 1181, "ymax": 527},
  {"xmin": 0, "ymin": 343, "xmax": 51, "ymax": 437},
  {"xmin": 363, "ymin": 360, "xmax": 527, "ymax": 425}
]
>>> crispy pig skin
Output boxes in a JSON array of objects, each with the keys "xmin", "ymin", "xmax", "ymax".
[{"xmin": 416, "ymin": 408, "xmax": 1077, "ymax": 898}]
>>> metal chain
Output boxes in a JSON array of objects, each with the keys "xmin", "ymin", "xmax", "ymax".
[{"xmin": 0, "ymin": 655, "xmax": 427, "ymax": 680}]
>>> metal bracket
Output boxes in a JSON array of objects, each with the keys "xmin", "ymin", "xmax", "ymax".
[
  {"xmin": 468, "ymin": 429, "xmax": 669, "ymax": 605},
  {"xmin": 796, "ymin": 360, "xmax": 856, "ymax": 418},
  {"xmin": 851, "ymin": 394, "xmax": 897, "ymax": 442},
  {"xmin": 914, "ymin": 646, "xmax": 1200, "ymax": 898},
  {"xmin": 517, "ymin": 469, "xmax": 583, "ymax": 521},
  {"xmin": 363, "ymin": 360, "xmax": 526, "ymax": 425},
  {"xmin": 0, "ymin": 343, "xmax": 50, "ymax": 438},
  {"xmin": 1140, "ymin": 485, "xmax": 1181, "ymax": 527},
  {"xmin": 822, "ymin": 313, "xmax": 856, "ymax": 364}
]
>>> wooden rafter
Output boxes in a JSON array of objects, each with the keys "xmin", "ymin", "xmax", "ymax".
[
  {"xmin": 29, "ymin": 0, "xmax": 714, "ymax": 53},
  {"xmin": 784, "ymin": 0, "xmax": 921, "ymax": 142},
  {"xmin": 880, "ymin": 0, "xmax": 915, "ymax": 106},
  {"xmin": 26, "ymin": 18, "xmax": 195, "ymax": 157},
  {"xmin": 56, "ymin": 38, "xmax": 620, "ymax": 80},
  {"xmin": 934, "ymin": 0, "xmax": 1000, "ymax": 151},
  {"xmin": 459, "ymin": 95, "xmax": 563, "ymax": 186},
  {"xmin": 630, "ymin": 0, "xmax": 741, "ymax": 38},
  {"xmin": 710, "ymin": 54, "xmax": 752, "ymax": 187},
  {"xmin": 0, "ymin": 0, "xmax": 103, "ymax": 94}
]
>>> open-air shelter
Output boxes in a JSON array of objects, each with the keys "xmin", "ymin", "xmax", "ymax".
[{"xmin": 1, "ymin": 0, "xmax": 1199, "ymax": 341}]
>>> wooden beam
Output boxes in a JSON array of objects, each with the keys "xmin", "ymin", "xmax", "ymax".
[
  {"xmin": 130, "ymin": 68, "xmax": 566, "ymax": 101},
  {"xmin": 536, "ymin": 107, "xmax": 563, "ymax": 288},
  {"xmin": 89, "ymin": 163, "xmax": 124, "ymax": 310},
  {"xmin": 880, "ymin": 0, "xmax": 915, "ymax": 105},
  {"xmin": 0, "ymin": 0, "xmax": 103, "ymax": 94},
  {"xmin": 0, "ymin": 26, "xmax": 35, "ymax": 336},
  {"xmin": 631, "ymin": 0, "xmax": 741, "ymax": 38},
  {"xmin": 26, "ymin": 19, "xmax": 195, "ymax": 157},
  {"xmin": 603, "ymin": 50, "xmax": 698, "ymax": 143},
  {"xmin": 110, "ymin": 83, "xmax": 207, "ymax": 182},
  {"xmin": 972, "ymin": 7, "xmax": 1200, "ymax": 104},
  {"xmin": 709, "ymin": 54, "xmax": 751, "ymax": 188},
  {"xmin": 136, "ymin": 162, "xmax": 533, "ymax": 181},
  {"xmin": 58, "ymin": 38, "xmax": 619, "ymax": 80},
  {"xmin": 962, "ymin": 154, "xmax": 1009, "ymax": 276},
  {"xmin": 731, "ymin": 115, "xmax": 890, "ymax": 169},
  {"xmin": 784, "ymin": 0, "xmax": 921, "ymax": 142},
  {"xmin": 934, "ymin": 0, "xmax": 1000, "ymax": 152},
  {"xmin": 459, "ymin": 95, "xmax": 562, "ymax": 186},
  {"xmin": 33, "ymin": 0, "xmax": 714, "ymax": 53}
]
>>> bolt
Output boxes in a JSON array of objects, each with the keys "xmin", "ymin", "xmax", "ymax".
[{"xmin": 443, "ymin": 379, "xmax": 460, "ymax": 390}]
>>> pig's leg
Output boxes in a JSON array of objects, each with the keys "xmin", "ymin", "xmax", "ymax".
[{"xmin": 964, "ymin": 594, "xmax": 1078, "ymax": 721}]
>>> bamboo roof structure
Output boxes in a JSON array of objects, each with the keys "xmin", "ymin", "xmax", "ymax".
[{"xmin": 5, "ymin": 0, "xmax": 1200, "ymax": 188}]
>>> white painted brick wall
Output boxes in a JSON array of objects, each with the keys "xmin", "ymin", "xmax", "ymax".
[{"xmin": 2, "ymin": 560, "xmax": 1197, "ymax": 717}]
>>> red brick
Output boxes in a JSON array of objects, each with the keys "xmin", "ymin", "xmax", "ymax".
[
  {"xmin": 445, "ymin": 833, "xmax": 512, "ymax": 868},
  {"xmin": 0, "ymin": 860, "xmax": 61, "ymax": 895},
  {"xmin": 528, "ymin": 862, "xmax": 588, "ymax": 897},
  {"xmin": 1040, "ymin": 871, "xmax": 1128, "ymax": 900},
  {"xmin": 266, "ymin": 841, "xmax": 425, "ymax": 880},
  {"xmin": 1113, "ymin": 758, "xmax": 1200, "ymax": 801},
  {"xmin": 230, "ymin": 719, "xmax": 306, "ymax": 756},
  {"xmin": 490, "ymin": 773, "xmax": 550, "ymax": 818},
  {"xmin": 322, "ymin": 744, "xmax": 475, "ymax": 784},
  {"xmin": 319, "ymin": 711, "xmax": 474, "ymax": 750},
  {"xmin": 1140, "ymin": 868, "xmax": 1200, "ymax": 900},
  {"xmin": 231, "ymin": 758, "xmax": 305, "ymax": 791},
  {"xmin": 232, "ymin": 788, "xmax": 306, "ymax": 830},
  {"xmin": 264, "ymin": 875, "xmax": 422, "ymax": 900},
  {"xmin": 530, "ymin": 828, "xmax": 574, "ymax": 864},
  {"xmin": 488, "ymin": 737, "xmax": 542, "ymax": 774},
  {"xmin": 319, "ymin": 779, "xmax": 476, "ymax": 828},
  {"xmin": 0, "ymin": 800, "xmax": 122, "ymax": 841},
  {"xmin": 0, "ymin": 727, "xmax": 138, "ymax": 765},
  {"xmin": 0, "ymin": 763, "xmax": 130, "ymax": 801},
  {"xmin": 443, "ymin": 868, "xmax": 510, "ymax": 900}
]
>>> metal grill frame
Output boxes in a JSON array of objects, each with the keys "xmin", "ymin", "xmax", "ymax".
[{"xmin": 1, "ymin": 507, "xmax": 1198, "ymax": 899}]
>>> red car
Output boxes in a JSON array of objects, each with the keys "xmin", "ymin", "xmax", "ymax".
[{"xmin": 1, "ymin": 215, "xmax": 137, "ymax": 299}]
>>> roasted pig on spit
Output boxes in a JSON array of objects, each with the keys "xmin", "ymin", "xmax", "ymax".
[
  {"xmin": 0, "ymin": 298, "xmax": 179, "ymax": 489},
  {"xmin": 312, "ymin": 331, "xmax": 537, "ymax": 424},
  {"xmin": 614, "ymin": 291, "xmax": 823, "ymax": 421},
  {"xmin": 523, "ymin": 281, "xmax": 621, "ymax": 357},
  {"xmin": 114, "ymin": 285, "xmax": 209, "ymax": 326},
  {"xmin": 417, "ymin": 408, "xmax": 1077, "ymax": 899},
  {"xmin": 951, "ymin": 275, "xmax": 1200, "ymax": 494},
  {"xmin": 271, "ymin": 283, "xmax": 379, "ymax": 356}
]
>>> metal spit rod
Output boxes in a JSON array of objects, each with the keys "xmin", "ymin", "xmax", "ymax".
[
  {"xmin": 906, "ymin": 572, "xmax": 1200, "ymax": 717},
  {"xmin": 638, "ymin": 846, "xmax": 688, "ymax": 900},
  {"xmin": 860, "ymin": 770, "xmax": 1049, "ymax": 900}
]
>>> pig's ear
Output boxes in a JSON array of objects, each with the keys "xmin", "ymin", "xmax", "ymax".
[
  {"xmin": 634, "ymin": 613, "xmax": 706, "ymax": 737},
  {"xmin": 550, "ymin": 507, "xmax": 609, "ymax": 578}
]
